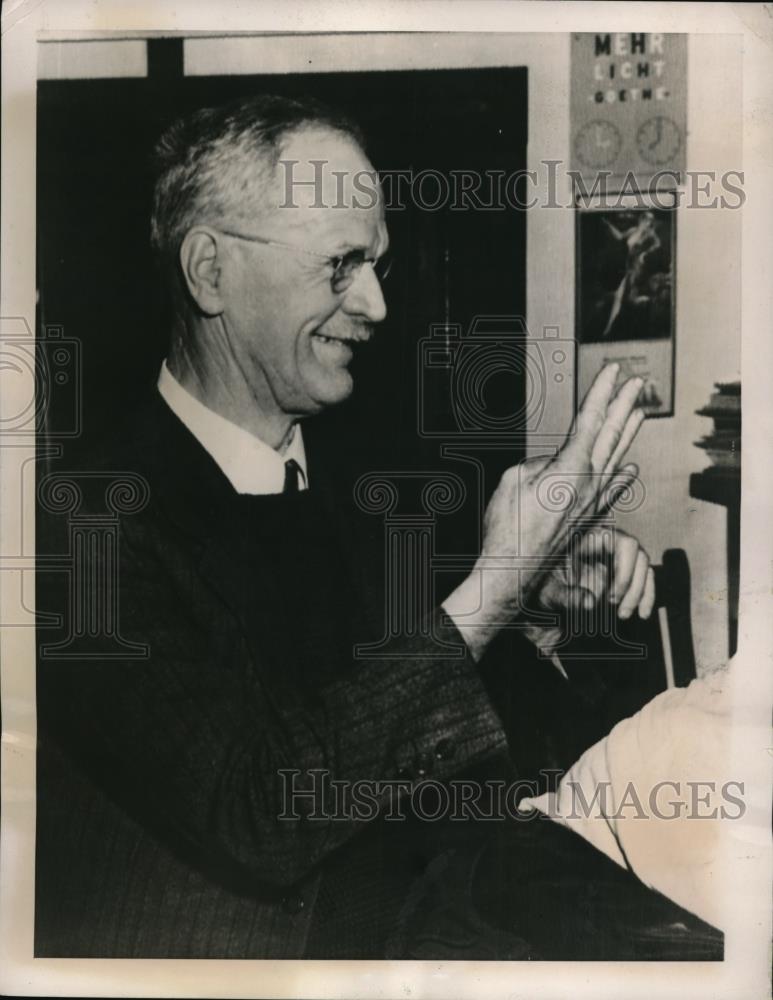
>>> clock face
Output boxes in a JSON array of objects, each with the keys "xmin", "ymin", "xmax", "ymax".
[
  {"xmin": 574, "ymin": 120, "xmax": 622, "ymax": 169},
  {"xmin": 636, "ymin": 115, "xmax": 682, "ymax": 166}
]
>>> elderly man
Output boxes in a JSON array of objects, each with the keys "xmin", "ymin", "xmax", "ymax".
[{"xmin": 35, "ymin": 94, "xmax": 681, "ymax": 961}]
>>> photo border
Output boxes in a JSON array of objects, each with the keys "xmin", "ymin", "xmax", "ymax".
[{"xmin": 2, "ymin": 3, "xmax": 771, "ymax": 999}]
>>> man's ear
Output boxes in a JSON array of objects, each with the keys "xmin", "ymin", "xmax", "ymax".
[{"xmin": 179, "ymin": 228, "xmax": 224, "ymax": 316}]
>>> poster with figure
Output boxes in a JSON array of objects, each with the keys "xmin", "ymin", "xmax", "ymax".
[{"xmin": 576, "ymin": 190, "xmax": 676, "ymax": 416}]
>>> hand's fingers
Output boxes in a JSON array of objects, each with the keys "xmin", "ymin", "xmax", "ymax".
[
  {"xmin": 618, "ymin": 548, "xmax": 650, "ymax": 619},
  {"xmin": 608, "ymin": 531, "xmax": 639, "ymax": 604},
  {"xmin": 556, "ymin": 461, "xmax": 638, "ymax": 538},
  {"xmin": 638, "ymin": 566, "xmax": 656, "ymax": 619},
  {"xmin": 576, "ymin": 522, "xmax": 646, "ymax": 558},
  {"xmin": 596, "ymin": 462, "xmax": 638, "ymax": 516},
  {"xmin": 603, "ymin": 406, "xmax": 645, "ymax": 480},
  {"xmin": 541, "ymin": 574, "xmax": 596, "ymax": 613},
  {"xmin": 574, "ymin": 527, "xmax": 604, "ymax": 563},
  {"xmin": 589, "ymin": 376, "xmax": 645, "ymax": 475},
  {"xmin": 571, "ymin": 524, "xmax": 613, "ymax": 571},
  {"xmin": 536, "ymin": 568, "xmax": 566, "ymax": 611},
  {"xmin": 566, "ymin": 363, "xmax": 621, "ymax": 456},
  {"xmin": 577, "ymin": 559, "xmax": 608, "ymax": 604}
]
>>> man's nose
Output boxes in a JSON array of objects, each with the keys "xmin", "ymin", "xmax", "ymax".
[{"xmin": 340, "ymin": 263, "xmax": 387, "ymax": 323}]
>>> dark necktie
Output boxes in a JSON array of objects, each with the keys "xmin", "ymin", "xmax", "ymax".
[{"xmin": 283, "ymin": 458, "xmax": 302, "ymax": 494}]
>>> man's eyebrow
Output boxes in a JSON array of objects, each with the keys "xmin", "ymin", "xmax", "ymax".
[
  {"xmin": 330, "ymin": 240, "xmax": 388, "ymax": 259},
  {"xmin": 330, "ymin": 241, "xmax": 363, "ymax": 255}
]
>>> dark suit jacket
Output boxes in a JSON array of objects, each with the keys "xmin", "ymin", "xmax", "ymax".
[{"xmin": 35, "ymin": 390, "xmax": 517, "ymax": 958}]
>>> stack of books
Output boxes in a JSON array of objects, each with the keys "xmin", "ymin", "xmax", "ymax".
[{"xmin": 695, "ymin": 381, "xmax": 741, "ymax": 472}]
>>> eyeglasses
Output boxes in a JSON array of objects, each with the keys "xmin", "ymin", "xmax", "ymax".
[{"xmin": 215, "ymin": 227, "xmax": 393, "ymax": 294}]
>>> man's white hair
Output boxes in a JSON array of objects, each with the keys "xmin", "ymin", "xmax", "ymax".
[{"xmin": 150, "ymin": 93, "xmax": 365, "ymax": 286}]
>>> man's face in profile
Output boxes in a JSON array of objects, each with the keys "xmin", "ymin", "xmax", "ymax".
[{"xmin": 218, "ymin": 126, "xmax": 389, "ymax": 421}]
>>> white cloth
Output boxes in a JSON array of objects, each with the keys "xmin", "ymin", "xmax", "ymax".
[
  {"xmin": 157, "ymin": 361, "xmax": 307, "ymax": 495},
  {"xmin": 520, "ymin": 666, "xmax": 734, "ymax": 929}
]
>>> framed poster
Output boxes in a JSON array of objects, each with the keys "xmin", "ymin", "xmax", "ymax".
[{"xmin": 575, "ymin": 189, "xmax": 676, "ymax": 416}]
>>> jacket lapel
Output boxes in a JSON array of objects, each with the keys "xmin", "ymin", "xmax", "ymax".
[{"xmin": 128, "ymin": 391, "xmax": 385, "ymax": 680}]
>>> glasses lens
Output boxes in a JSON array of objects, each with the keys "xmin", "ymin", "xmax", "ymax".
[
  {"xmin": 331, "ymin": 250, "xmax": 393, "ymax": 293},
  {"xmin": 331, "ymin": 251, "xmax": 366, "ymax": 293},
  {"xmin": 374, "ymin": 250, "xmax": 393, "ymax": 283}
]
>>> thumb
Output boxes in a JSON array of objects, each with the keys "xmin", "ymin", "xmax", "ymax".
[{"xmin": 521, "ymin": 453, "xmax": 554, "ymax": 481}]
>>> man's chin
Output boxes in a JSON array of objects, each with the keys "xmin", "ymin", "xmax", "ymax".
[{"xmin": 305, "ymin": 372, "xmax": 355, "ymax": 412}]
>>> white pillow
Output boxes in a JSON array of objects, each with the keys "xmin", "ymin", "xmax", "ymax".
[{"xmin": 519, "ymin": 666, "xmax": 734, "ymax": 929}]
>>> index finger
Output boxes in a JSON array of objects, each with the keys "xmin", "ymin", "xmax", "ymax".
[
  {"xmin": 590, "ymin": 376, "xmax": 644, "ymax": 475},
  {"xmin": 565, "ymin": 363, "xmax": 621, "ymax": 456}
]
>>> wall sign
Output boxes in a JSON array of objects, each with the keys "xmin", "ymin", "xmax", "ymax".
[
  {"xmin": 570, "ymin": 32, "xmax": 687, "ymax": 186},
  {"xmin": 575, "ymin": 190, "xmax": 676, "ymax": 418}
]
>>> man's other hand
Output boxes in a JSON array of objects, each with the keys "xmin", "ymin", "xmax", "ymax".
[
  {"xmin": 538, "ymin": 525, "xmax": 656, "ymax": 621},
  {"xmin": 521, "ymin": 526, "xmax": 656, "ymax": 657}
]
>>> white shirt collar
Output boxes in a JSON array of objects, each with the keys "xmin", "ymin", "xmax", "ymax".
[{"xmin": 157, "ymin": 360, "xmax": 308, "ymax": 496}]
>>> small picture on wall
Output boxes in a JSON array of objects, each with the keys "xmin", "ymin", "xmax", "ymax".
[{"xmin": 575, "ymin": 189, "xmax": 676, "ymax": 416}]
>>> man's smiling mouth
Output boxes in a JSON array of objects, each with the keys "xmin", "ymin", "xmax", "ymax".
[
  {"xmin": 313, "ymin": 333, "xmax": 354, "ymax": 346},
  {"xmin": 311, "ymin": 331, "xmax": 372, "ymax": 347}
]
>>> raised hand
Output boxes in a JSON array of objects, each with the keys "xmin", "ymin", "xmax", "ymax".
[{"xmin": 443, "ymin": 363, "xmax": 645, "ymax": 660}]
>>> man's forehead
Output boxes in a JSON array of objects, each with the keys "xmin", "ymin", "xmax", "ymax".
[
  {"xmin": 268, "ymin": 126, "xmax": 383, "ymax": 219},
  {"xmin": 262, "ymin": 128, "xmax": 385, "ymax": 246}
]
